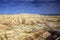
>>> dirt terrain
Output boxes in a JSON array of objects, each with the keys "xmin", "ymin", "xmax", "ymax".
[{"xmin": 0, "ymin": 14, "xmax": 60, "ymax": 40}]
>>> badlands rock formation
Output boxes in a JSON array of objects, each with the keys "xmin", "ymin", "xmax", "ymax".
[{"xmin": 0, "ymin": 14, "xmax": 60, "ymax": 40}]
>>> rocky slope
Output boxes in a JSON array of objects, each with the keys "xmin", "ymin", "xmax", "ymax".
[{"xmin": 0, "ymin": 14, "xmax": 60, "ymax": 40}]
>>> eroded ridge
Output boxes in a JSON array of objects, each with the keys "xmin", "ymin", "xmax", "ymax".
[{"xmin": 0, "ymin": 14, "xmax": 60, "ymax": 40}]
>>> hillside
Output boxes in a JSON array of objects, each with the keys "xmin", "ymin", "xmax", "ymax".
[{"xmin": 0, "ymin": 14, "xmax": 60, "ymax": 40}]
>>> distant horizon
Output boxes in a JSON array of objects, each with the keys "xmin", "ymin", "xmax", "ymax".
[{"xmin": 0, "ymin": 13, "xmax": 60, "ymax": 15}]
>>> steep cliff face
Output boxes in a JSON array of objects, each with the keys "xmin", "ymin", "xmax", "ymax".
[{"xmin": 0, "ymin": 14, "xmax": 60, "ymax": 40}]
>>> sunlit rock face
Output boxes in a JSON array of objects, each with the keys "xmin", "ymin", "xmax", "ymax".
[{"xmin": 0, "ymin": 14, "xmax": 60, "ymax": 40}]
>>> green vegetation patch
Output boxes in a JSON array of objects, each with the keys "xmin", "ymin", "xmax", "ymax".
[
  {"xmin": 57, "ymin": 19, "xmax": 60, "ymax": 22},
  {"xmin": 47, "ymin": 20, "xmax": 55, "ymax": 22}
]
